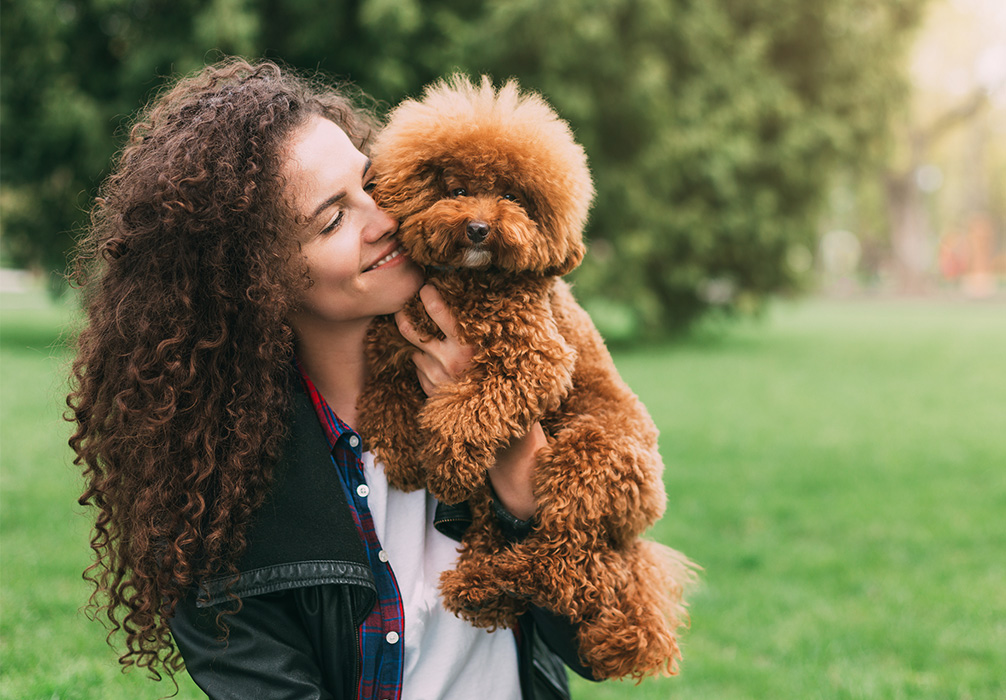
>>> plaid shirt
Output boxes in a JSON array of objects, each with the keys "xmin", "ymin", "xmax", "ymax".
[{"xmin": 297, "ymin": 365, "xmax": 405, "ymax": 700}]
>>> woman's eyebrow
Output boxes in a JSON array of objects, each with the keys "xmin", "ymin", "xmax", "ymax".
[
  {"xmin": 310, "ymin": 191, "xmax": 346, "ymax": 221},
  {"xmin": 309, "ymin": 159, "xmax": 372, "ymax": 221}
]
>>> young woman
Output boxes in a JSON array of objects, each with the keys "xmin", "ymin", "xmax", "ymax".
[{"xmin": 69, "ymin": 58, "xmax": 589, "ymax": 699}]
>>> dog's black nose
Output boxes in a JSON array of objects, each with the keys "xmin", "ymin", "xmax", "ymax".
[{"xmin": 466, "ymin": 221, "xmax": 489, "ymax": 244}]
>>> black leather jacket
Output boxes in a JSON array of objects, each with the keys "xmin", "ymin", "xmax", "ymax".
[{"xmin": 169, "ymin": 379, "xmax": 592, "ymax": 699}]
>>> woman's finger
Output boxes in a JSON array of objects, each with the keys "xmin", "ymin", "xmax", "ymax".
[
  {"xmin": 419, "ymin": 285, "xmax": 461, "ymax": 341},
  {"xmin": 412, "ymin": 351, "xmax": 446, "ymax": 396},
  {"xmin": 395, "ymin": 310, "xmax": 431, "ymax": 349},
  {"xmin": 398, "ymin": 284, "xmax": 476, "ymax": 390}
]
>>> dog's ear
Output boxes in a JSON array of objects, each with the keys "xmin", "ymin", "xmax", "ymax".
[
  {"xmin": 370, "ymin": 162, "xmax": 440, "ymax": 220},
  {"xmin": 546, "ymin": 236, "xmax": 586, "ymax": 276}
]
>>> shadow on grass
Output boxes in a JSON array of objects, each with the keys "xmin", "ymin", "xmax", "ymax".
[
  {"xmin": 0, "ymin": 324, "xmax": 73, "ymax": 353},
  {"xmin": 608, "ymin": 314, "xmax": 774, "ymax": 359},
  {"xmin": 0, "ymin": 304, "xmax": 77, "ymax": 354}
]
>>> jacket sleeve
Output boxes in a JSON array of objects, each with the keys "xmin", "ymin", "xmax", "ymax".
[
  {"xmin": 525, "ymin": 605, "xmax": 596, "ymax": 681},
  {"xmin": 169, "ymin": 586, "xmax": 359, "ymax": 700}
]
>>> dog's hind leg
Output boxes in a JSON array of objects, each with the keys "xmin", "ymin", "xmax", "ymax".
[
  {"xmin": 533, "ymin": 408, "xmax": 667, "ymax": 548},
  {"xmin": 574, "ymin": 540, "xmax": 693, "ymax": 680},
  {"xmin": 505, "ymin": 532, "xmax": 692, "ymax": 680},
  {"xmin": 438, "ymin": 491, "xmax": 527, "ymax": 629}
]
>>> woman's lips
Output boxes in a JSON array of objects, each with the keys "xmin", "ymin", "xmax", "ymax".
[{"xmin": 365, "ymin": 244, "xmax": 405, "ymax": 271}]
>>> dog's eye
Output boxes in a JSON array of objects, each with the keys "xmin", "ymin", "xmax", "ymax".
[
  {"xmin": 502, "ymin": 193, "xmax": 519, "ymax": 203},
  {"xmin": 449, "ymin": 187, "xmax": 468, "ymax": 198}
]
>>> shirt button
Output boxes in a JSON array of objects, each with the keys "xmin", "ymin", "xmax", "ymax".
[
  {"xmin": 348, "ymin": 435, "xmax": 360, "ymax": 448},
  {"xmin": 356, "ymin": 484, "xmax": 370, "ymax": 498},
  {"xmin": 386, "ymin": 631, "xmax": 400, "ymax": 645},
  {"xmin": 378, "ymin": 549, "xmax": 389, "ymax": 563}
]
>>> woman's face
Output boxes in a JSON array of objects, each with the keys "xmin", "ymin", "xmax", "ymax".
[{"xmin": 284, "ymin": 116, "xmax": 423, "ymax": 334}]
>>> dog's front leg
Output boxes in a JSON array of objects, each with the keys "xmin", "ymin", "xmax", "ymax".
[
  {"xmin": 419, "ymin": 294, "xmax": 576, "ymax": 504},
  {"xmin": 419, "ymin": 335, "xmax": 574, "ymax": 504},
  {"xmin": 417, "ymin": 360, "xmax": 505, "ymax": 504}
]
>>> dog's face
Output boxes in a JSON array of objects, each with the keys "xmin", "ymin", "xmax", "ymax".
[
  {"xmin": 370, "ymin": 76, "xmax": 594, "ymax": 276},
  {"xmin": 397, "ymin": 156, "xmax": 563, "ymax": 273}
]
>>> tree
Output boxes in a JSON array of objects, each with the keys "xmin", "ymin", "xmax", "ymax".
[
  {"xmin": 459, "ymin": 0, "xmax": 929, "ymax": 335},
  {"xmin": 885, "ymin": 87, "xmax": 993, "ymax": 291},
  {"xmin": 880, "ymin": 0, "xmax": 1006, "ymax": 294},
  {"xmin": 0, "ymin": 0, "xmax": 478, "ymax": 277},
  {"xmin": 1, "ymin": 0, "xmax": 262, "ymax": 277},
  {"xmin": 2, "ymin": 0, "xmax": 927, "ymax": 335}
]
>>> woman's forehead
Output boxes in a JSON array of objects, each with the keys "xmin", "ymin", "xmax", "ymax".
[{"xmin": 283, "ymin": 117, "xmax": 367, "ymax": 211}]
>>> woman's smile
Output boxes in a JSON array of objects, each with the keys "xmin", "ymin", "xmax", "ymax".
[{"xmin": 365, "ymin": 243, "xmax": 408, "ymax": 272}]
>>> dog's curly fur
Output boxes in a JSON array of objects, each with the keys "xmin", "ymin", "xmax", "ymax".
[{"xmin": 357, "ymin": 75, "xmax": 694, "ymax": 680}]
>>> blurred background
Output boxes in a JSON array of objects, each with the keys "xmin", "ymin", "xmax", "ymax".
[
  {"xmin": 1, "ymin": 1, "xmax": 1004, "ymax": 699},
  {"xmin": 2, "ymin": 0, "xmax": 1003, "ymax": 336}
]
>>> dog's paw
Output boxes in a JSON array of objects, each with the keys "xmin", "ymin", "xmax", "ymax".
[
  {"xmin": 576, "ymin": 603, "xmax": 683, "ymax": 680},
  {"xmin": 439, "ymin": 568, "xmax": 524, "ymax": 630},
  {"xmin": 425, "ymin": 440, "xmax": 491, "ymax": 504}
]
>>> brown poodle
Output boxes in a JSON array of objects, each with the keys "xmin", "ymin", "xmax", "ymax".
[{"xmin": 357, "ymin": 75, "xmax": 694, "ymax": 680}]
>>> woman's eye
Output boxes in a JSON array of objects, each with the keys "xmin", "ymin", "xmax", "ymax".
[
  {"xmin": 449, "ymin": 187, "xmax": 468, "ymax": 198},
  {"xmin": 502, "ymin": 193, "xmax": 518, "ymax": 202},
  {"xmin": 321, "ymin": 211, "xmax": 344, "ymax": 234}
]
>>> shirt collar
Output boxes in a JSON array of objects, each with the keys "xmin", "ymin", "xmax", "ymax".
[{"xmin": 294, "ymin": 357, "xmax": 362, "ymax": 457}]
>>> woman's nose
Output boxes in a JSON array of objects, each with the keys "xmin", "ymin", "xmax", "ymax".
[{"xmin": 367, "ymin": 198, "xmax": 399, "ymax": 241}]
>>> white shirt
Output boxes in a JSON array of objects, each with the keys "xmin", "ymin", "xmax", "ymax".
[{"xmin": 362, "ymin": 451, "xmax": 522, "ymax": 700}]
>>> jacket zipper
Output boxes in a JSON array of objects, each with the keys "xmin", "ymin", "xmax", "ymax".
[
  {"xmin": 345, "ymin": 589, "xmax": 363, "ymax": 697},
  {"xmin": 354, "ymin": 624, "xmax": 363, "ymax": 696},
  {"xmin": 434, "ymin": 516, "xmax": 468, "ymax": 526}
]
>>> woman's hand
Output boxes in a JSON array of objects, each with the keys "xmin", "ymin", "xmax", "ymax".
[
  {"xmin": 395, "ymin": 284, "xmax": 475, "ymax": 397},
  {"xmin": 396, "ymin": 283, "xmax": 541, "ymax": 520},
  {"xmin": 488, "ymin": 422, "xmax": 545, "ymax": 521}
]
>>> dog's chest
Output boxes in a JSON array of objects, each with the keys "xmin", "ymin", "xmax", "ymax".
[{"xmin": 427, "ymin": 270, "xmax": 557, "ymax": 343}]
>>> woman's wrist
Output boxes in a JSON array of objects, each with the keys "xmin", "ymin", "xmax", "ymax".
[{"xmin": 487, "ymin": 422, "xmax": 545, "ymax": 521}]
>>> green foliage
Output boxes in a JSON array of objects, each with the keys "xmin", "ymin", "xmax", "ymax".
[
  {"xmin": 461, "ymin": 0, "xmax": 929, "ymax": 334},
  {"xmin": 1, "ymin": 0, "xmax": 926, "ymax": 332}
]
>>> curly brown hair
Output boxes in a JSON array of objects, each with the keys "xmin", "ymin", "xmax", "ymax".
[{"xmin": 67, "ymin": 57, "xmax": 379, "ymax": 679}]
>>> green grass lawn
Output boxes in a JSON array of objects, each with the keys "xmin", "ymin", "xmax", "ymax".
[{"xmin": 2, "ymin": 291, "xmax": 1003, "ymax": 699}]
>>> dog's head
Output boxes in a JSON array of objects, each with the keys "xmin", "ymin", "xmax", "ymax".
[{"xmin": 371, "ymin": 75, "xmax": 593, "ymax": 276}]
